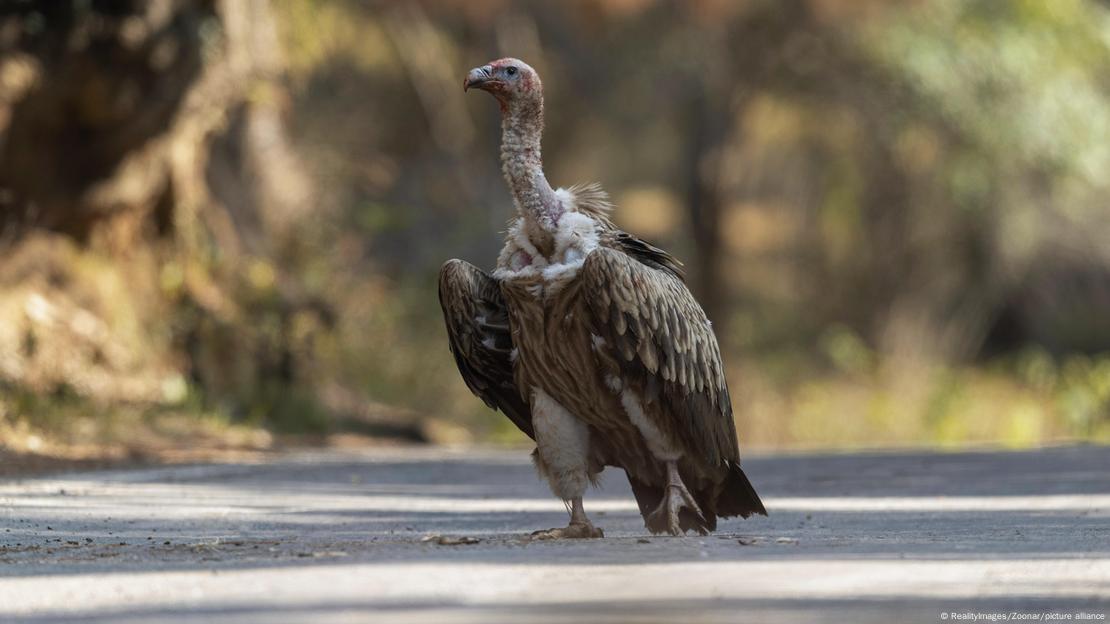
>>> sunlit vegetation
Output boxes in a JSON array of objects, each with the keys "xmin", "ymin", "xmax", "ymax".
[{"xmin": 1, "ymin": 0, "xmax": 1108, "ymax": 460}]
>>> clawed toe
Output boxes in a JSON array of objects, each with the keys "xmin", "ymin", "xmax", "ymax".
[
  {"xmin": 530, "ymin": 522, "xmax": 604, "ymax": 540},
  {"xmin": 649, "ymin": 483, "xmax": 707, "ymax": 536},
  {"xmin": 646, "ymin": 507, "xmax": 680, "ymax": 536}
]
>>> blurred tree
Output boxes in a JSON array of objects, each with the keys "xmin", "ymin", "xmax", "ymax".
[
  {"xmin": 0, "ymin": 0, "xmax": 334, "ymax": 431},
  {"xmin": 2, "ymin": 0, "xmax": 1107, "ymax": 450}
]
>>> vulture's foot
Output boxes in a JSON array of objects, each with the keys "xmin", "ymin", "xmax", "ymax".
[
  {"xmin": 648, "ymin": 462, "xmax": 708, "ymax": 536},
  {"xmin": 530, "ymin": 522, "xmax": 604, "ymax": 540},
  {"xmin": 530, "ymin": 497, "xmax": 603, "ymax": 540}
]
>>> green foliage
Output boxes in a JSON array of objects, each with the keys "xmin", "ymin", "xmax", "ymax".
[
  {"xmin": 872, "ymin": 0, "xmax": 1110, "ymax": 214},
  {"xmin": 5, "ymin": 0, "xmax": 1110, "ymax": 454}
]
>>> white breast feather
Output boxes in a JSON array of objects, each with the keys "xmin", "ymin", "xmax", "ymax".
[
  {"xmin": 532, "ymin": 387, "xmax": 592, "ymax": 500},
  {"xmin": 493, "ymin": 218, "xmax": 547, "ymax": 281},
  {"xmin": 541, "ymin": 211, "xmax": 599, "ymax": 288},
  {"xmin": 493, "ymin": 196, "xmax": 601, "ymax": 295}
]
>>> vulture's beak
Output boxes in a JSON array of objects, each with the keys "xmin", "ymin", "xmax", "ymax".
[{"xmin": 464, "ymin": 65, "xmax": 497, "ymax": 92}]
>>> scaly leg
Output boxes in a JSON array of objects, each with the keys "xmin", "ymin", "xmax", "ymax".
[
  {"xmin": 530, "ymin": 497, "xmax": 604, "ymax": 540},
  {"xmin": 647, "ymin": 461, "xmax": 707, "ymax": 536},
  {"xmin": 529, "ymin": 388, "xmax": 603, "ymax": 540}
]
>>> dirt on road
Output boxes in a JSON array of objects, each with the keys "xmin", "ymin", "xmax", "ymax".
[{"xmin": 1, "ymin": 445, "xmax": 1108, "ymax": 623}]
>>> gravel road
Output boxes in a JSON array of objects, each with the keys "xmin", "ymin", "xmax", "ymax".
[{"xmin": 1, "ymin": 445, "xmax": 1108, "ymax": 623}]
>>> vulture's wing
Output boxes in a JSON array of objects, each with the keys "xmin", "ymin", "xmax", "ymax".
[
  {"xmin": 611, "ymin": 231, "xmax": 685, "ymax": 281},
  {"xmin": 438, "ymin": 259, "xmax": 534, "ymax": 439},
  {"xmin": 580, "ymin": 243, "xmax": 737, "ymax": 467}
]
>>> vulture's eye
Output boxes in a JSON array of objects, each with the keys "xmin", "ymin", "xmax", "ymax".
[{"xmin": 506, "ymin": 66, "xmax": 518, "ymax": 76}]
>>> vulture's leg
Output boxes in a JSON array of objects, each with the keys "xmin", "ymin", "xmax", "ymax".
[
  {"xmin": 528, "ymin": 388, "xmax": 603, "ymax": 540},
  {"xmin": 530, "ymin": 497, "xmax": 604, "ymax": 540},
  {"xmin": 647, "ymin": 460, "xmax": 707, "ymax": 536}
]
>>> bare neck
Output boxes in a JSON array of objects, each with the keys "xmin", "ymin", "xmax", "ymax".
[{"xmin": 500, "ymin": 98, "xmax": 562, "ymax": 231}]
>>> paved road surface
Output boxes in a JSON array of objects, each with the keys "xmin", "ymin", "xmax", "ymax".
[{"xmin": 1, "ymin": 445, "xmax": 1108, "ymax": 623}]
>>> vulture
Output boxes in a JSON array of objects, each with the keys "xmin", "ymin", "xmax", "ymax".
[{"xmin": 439, "ymin": 58, "xmax": 766, "ymax": 537}]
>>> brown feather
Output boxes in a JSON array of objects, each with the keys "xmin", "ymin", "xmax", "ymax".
[
  {"xmin": 579, "ymin": 241, "xmax": 764, "ymax": 517},
  {"xmin": 438, "ymin": 260, "xmax": 534, "ymax": 439}
]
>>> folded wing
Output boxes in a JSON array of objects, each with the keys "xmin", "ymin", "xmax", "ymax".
[
  {"xmin": 579, "ymin": 242, "xmax": 738, "ymax": 468},
  {"xmin": 438, "ymin": 259, "xmax": 533, "ymax": 439}
]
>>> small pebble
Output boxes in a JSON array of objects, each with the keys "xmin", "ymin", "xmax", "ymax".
[{"xmin": 434, "ymin": 535, "xmax": 480, "ymax": 546}]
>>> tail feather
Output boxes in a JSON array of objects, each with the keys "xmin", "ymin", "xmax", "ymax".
[
  {"xmin": 626, "ymin": 462, "xmax": 765, "ymax": 535},
  {"xmin": 718, "ymin": 461, "xmax": 767, "ymax": 519},
  {"xmin": 626, "ymin": 475, "xmax": 662, "ymax": 526},
  {"xmin": 627, "ymin": 475, "xmax": 715, "ymax": 534}
]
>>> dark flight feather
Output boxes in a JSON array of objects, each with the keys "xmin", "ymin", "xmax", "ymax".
[{"xmin": 438, "ymin": 259, "xmax": 534, "ymax": 439}]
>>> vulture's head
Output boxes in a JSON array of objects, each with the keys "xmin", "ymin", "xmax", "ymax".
[{"xmin": 464, "ymin": 58, "xmax": 541, "ymax": 110}]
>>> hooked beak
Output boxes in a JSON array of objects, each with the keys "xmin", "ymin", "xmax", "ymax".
[{"xmin": 464, "ymin": 65, "xmax": 498, "ymax": 92}]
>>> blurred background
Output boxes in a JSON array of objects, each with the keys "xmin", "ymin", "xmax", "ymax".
[{"xmin": 1, "ymin": 0, "xmax": 1109, "ymax": 467}]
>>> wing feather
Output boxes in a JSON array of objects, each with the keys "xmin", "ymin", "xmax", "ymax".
[
  {"xmin": 580, "ymin": 243, "xmax": 738, "ymax": 467},
  {"xmin": 438, "ymin": 259, "xmax": 533, "ymax": 439}
]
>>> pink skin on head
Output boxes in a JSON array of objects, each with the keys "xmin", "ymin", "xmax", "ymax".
[
  {"xmin": 465, "ymin": 58, "xmax": 562, "ymax": 231},
  {"xmin": 489, "ymin": 58, "xmax": 538, "ymax": 95},
  {"xmin": 464, "ymin": 58, "xmax": 542, "ymax": 111}
]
